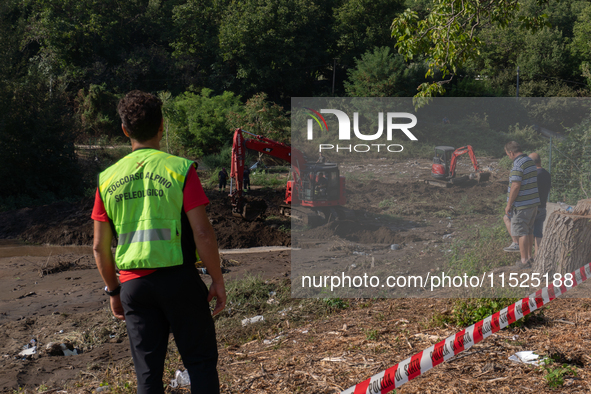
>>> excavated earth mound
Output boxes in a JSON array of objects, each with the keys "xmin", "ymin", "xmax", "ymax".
[{"xmin": 0, "ymin": 187, "xmax": 290, "ymax": 249}]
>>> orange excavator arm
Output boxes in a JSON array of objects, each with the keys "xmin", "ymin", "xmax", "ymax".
[
  {"xmin": 230, "ymin": 128, "xmax": 308, "ymax": 218},
  {"xmin": 448, "ymin": 145, "xmax": 480, "ymax": 178}
]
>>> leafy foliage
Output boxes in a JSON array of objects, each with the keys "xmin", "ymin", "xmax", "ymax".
[
  {"xmin": 74, "ymin": 84, "xmax": 121, "ymax": 141},
  {"xmin": 0, "ymin": 79, "xmax": 81, "ymax": 208},
  {"xmin": 227, "ymin": 93, "xmax": 290, "ymax": 143},
  {"xmin": 25, "ymin": 0, "xmax": 184, "ymax": 93},
  {"xmin": 571, "ymin": 3, "xmax": 591, "ymax": 90},
  {"xmin": 1, "ymin": 0, "xmax": 591, "ymax": 207},
  {"xmin": 169, "ymin": 0, "xmax": 239, "ymax": 94},
  {"xmin": 541, "ymin": 357, "xmax": 577, "ymax": 389},
  {"xmin": 218, "ymin": 0, "xmax": 329, "ymax": 99},
  {"xmin": 344, "ymin": 47, "xmax": 407, "ymax": 97},
  {"xmin": 548, "ymin": 119, "xmax": 591, "ymax": 205},
  {"xmin": 166, "ymin": 88, "xmax": 242, "ymax": 157},
  {"xmin": 200, "ymin": 146, "xmax": 233, "ymax": 173},
  {"xmin": 436, "ymin": 298, "xmax": 531, "ymax": 328},
  {"xmin": 332, "ymin": 0, "xmax": 405, "ymax": 66},
  {"xmin": 391, "ymin": 0, "xmax": 553, "ymax": 98}
]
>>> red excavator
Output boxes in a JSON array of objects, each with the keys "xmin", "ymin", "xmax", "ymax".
[
  {"xmin": 429, "ymin": 145, "xmax": 490, "ymax": 187},
  {"xmin": 230, "ymin": 128, "xmax": 346, "ymax": 224}
]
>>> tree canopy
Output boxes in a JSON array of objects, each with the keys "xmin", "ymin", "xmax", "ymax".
[
  {"xmin": 391, "ymin": 0, "xmax": 555, "ymax": 97},
  {"xmin": 1, "ymin": 0, "xmax": 591, "ymax": 206}
]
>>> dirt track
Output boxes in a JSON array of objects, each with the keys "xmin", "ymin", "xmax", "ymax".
[{"xmin": 1, "ymin": 158, "xmax": 590, "ymax": 393}]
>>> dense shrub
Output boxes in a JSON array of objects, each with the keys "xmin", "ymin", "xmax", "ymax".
[{"xmin": 0, "ymin": 81, "xmax": 81, "ymax": 209}]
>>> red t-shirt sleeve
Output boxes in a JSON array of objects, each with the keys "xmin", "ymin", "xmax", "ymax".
[
  {"xmin": 91, "ymin": 189, "xmax": 109, "ymax": 222},
  {"xmin": 183, "ymin": 165, "xmax": 209, "ymax": 212}
]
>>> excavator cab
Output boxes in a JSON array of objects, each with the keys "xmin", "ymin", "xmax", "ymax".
[
  {"xmin": 299, "ymin": 164, "xmax": 341, "ymax": 204},
  {"xmin": 230, "ymin": 128, "xmax": 347, "ymax": 222},
  {"xmin": 432, "ymin": 146, "xmax": 455, "ymax": 180}
]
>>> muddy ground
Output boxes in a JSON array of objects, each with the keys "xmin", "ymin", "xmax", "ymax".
[
  {"xmin": 1, "ymin": 158, "xmax": 590, "ymax": 393},
  {"xmin": 0, "ymin": 180, "xmax": 290, "ymax": 249}
]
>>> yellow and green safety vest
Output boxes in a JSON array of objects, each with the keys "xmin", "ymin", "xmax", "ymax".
[{"xmin": 98, "ymin": 148, "xmax": 194, "ymax": 270}]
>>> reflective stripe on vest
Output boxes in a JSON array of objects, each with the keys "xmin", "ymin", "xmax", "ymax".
[
  {"xmin": 118, "ymin": 228, "xmax": 172, "ymax": 245},
  {"xmin": 98, "ymin": 149, "xmax": 193, "ymax": 270}
]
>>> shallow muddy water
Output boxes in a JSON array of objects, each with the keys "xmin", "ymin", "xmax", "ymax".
[{"xmin": 0, "ymin": 239, "xmax": 93, "ymax": 258}]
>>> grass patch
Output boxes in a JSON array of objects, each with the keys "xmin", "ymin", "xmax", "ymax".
[
  {"xmin": 265, "ymin": 215, "xmax": 291, "ymax": 233},
  {"xmin": 446, "ymin": 221, "xmax": 513, "ymax": 277},
  {"xmin": 458, "ymin": 195, "xmax": 476, "ymax": 215},
  {"xmin": 344, "ymin": 171, "xmax": 376, "ymax": 182},
  {"xmin": 376, "ymin": 213, "xmax": 404, "ymax": 223},
  {"xmin": 433, "ymin": 209, "xmax": 454, "ymax": 218},
  {"xmin": 541, "ymin": 358, "xmax": 577, "ymax": 389},
  {"xmin": 200, "ymin": 146, "xmax": 232, "ymax": 170},
  {"xmin": 378, "ymin": 198, "xmax": 397, "ymax": 208},
  {"xmin": 432, "ymin": 298, "xmax": 533, "ymax": 328},
  {"xmin": 212, "ymin": 275, "xmax": 350, "ymax": 347},
  {"xmin": 323, "ymin": 298, "xmax": 350, "ymax": 310},
  {"xmin": 200, "ymin": 167, "xmax": 287, "ymax": 190},
  {"xmin": 498, "ymin": 155, "xmax": 514, "ymax": 170},
  {"xmin": 250, "ymin": 169, "xmax": 287, "ymax": 188},
  {"xmin": 364, "ymin": 329, "xmax": 379, "ymax": 341}
]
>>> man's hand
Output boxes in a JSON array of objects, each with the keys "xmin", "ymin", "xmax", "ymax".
[
  {"xmin": 186, "ymin": 205, "xmax": 226, "ymax": 315},
  {"xmin": 506, "ymin": 181, "xmax": 521, "ymax": 216},
  {"xmin": 94, "ymin": 220, "xmax": 125, "ymax": 319},
  {"xmin": 110, "ymin": 294, "xmax": 125, "ymax": 320},
  {"xmin": 207, "ymin": 281, "xmax": 227, "ymax": 316}
]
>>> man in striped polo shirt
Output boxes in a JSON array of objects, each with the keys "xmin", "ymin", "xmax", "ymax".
[{"xmin": 504, "ymin": 141, "xmax": 540, "ymax": 268}]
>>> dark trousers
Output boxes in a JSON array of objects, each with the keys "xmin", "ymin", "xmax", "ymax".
[{"xmin": 121, "ymin": 264, "xmax": 219, "ymax": 394}]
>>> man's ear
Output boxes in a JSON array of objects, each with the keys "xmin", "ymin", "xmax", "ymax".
[
  {"xmin": 157, "ymin": 119, "xmax": 164, "ymax": 141},
  {"xmin": 122, "ymin": 124, "xmax": 131, "ymax": 138}
]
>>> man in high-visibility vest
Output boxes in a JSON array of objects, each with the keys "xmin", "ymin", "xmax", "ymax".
[{"xmin": 92, "ymin": 90, "xmax": 226, "ymax": 394}]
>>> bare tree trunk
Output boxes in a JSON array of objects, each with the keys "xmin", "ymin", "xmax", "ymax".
[{"xmin": 534, "ymin": 199, "xmax": 591, "ymax": 275}]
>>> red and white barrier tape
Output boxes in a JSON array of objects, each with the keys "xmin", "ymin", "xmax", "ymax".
[{"xmin": 341, "ymin": 262, "xmax": 591, "ymax": 394}]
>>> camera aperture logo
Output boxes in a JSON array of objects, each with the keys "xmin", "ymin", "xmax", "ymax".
[{"xmin": 304, "ymin": 108, "xmax": 418, "ymax": 153}]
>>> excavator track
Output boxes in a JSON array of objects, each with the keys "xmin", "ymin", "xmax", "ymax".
[{"xmin": 287, "ymin": 206, "xmax": 356, "ymax": 226}]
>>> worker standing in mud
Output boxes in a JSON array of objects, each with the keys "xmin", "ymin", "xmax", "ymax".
[
  {"xmin": 92, "ymin": 90, "xmax": 226, "ymax": 394},
  {"xmin": 243, "ymin": 166, "xmax": 251, "ymax": 192},
  {"xmin": 218, "ymin": 167, "xmax": 228, "ymax": 193}
]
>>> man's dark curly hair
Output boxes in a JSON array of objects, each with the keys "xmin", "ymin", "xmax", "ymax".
[{"xmin": 118, "ymin": 90, "xmax": 163, "ymax": 142}]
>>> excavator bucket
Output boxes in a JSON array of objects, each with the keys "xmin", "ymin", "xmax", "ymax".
[
  {"xmin": 470, "ymin": 171, "xmax": 491, "ymax": 183},
  {"xmin": 233, "ymin": 200, "xmax": 267, "ymax": 221},
  {"xmin": 232, "ymin": 206, "xmax": 247, "ymax": 219},
  {"xmin": 232, "ymin": 204, "xmax": 258, "ymax": 220}
]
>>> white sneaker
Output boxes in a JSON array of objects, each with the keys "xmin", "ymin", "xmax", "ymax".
[{"xmin": 504, "ymin": 243, "xmax": 520, "ymax": 252}]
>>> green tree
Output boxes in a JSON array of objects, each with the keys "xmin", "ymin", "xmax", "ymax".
[
  {"xmin": 332, "ymin": 0, "xmax": 405, "ymax": 66},
  {"xmin": 24, "ymin": 0, "xmax": 184, "ymax": 93},
  {"xmin": 168, "ymin": 89, "xmax": 242, "ymax": 157},
  {"xmin": 0, "ymin": 79, "xmax": 81, "ymax": 206},
  {"xmin": 391, "ymin": 0, "xmax": 552, "ymax": 97},
  {"xmin": 344, "ymin": 46, "xmax": 407, "ymax": 97},
  {"xmin": 548, "ymin": 118, "xmax": 591, "ymax": 204},
  {"xmin": 571, "ymin": 4, "xmax": 591, "ymax": 89},
  {"xmin": 227, "ymin": 92, "xmax": 290, "ymax": 144},
  {"xmin": 170, "ymin": 0, "xmax": 230, "ymax": 92},
  {"xmin": 218, "ymin": 0, "xmax": 329, "ymax": 100},
  {"xmin": 74, "ymin": 84, "xmax": 121, "ymax": 141},
  {"xmin": 0, "ymin": 0, "xmax": 29, "ymax": 81}
]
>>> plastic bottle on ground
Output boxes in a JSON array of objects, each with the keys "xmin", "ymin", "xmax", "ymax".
[{"xmin": 175, "ymin": 370, "xmax": 191, "ymax": 387}]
